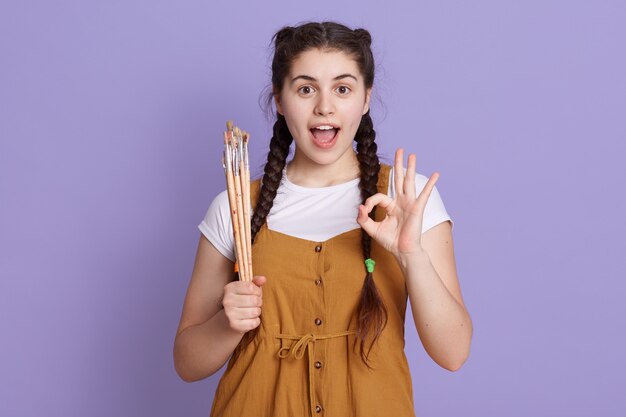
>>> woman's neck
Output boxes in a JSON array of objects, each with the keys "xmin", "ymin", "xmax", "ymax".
[{"xmin": 285, "ymin": 150, "xmax": 361, "ymax": 187}]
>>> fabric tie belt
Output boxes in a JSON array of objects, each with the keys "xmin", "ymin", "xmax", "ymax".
[{"xmin": 276, "ymin": 330, "xmax": 357, "ymax": 416}]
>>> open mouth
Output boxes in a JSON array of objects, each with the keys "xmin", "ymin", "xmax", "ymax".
[{"xmin": 310, "ymin": 126, "xmax": 340, "ymax": 148}]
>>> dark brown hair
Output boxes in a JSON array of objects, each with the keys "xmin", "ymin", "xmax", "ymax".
[{"xmin": 229, "ymin": 21, "xmax": 387, "ymax": 370}]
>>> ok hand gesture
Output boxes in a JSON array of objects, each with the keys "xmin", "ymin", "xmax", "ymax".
[{"xmin": 357, "ymin": 148, "xmax": 439, "ymax": 259}]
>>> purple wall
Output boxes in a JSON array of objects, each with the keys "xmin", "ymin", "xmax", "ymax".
[{"xmin": 1, "ymin": 1, "xmax": 624, "ymax": 416}]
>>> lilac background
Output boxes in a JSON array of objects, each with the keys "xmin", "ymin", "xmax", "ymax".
[{"xmin": 1, "ymin": 1, "xmax": 624, "ymax": 416}]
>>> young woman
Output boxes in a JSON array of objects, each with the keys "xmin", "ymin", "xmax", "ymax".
[{"xmin": 174, "ymin": 21, "xmax": 472, "ymax": 417}]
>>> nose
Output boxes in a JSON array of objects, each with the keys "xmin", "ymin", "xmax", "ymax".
[{"xmin": 314, "ymin": 91, "xmax": 335, "ymax": 116}]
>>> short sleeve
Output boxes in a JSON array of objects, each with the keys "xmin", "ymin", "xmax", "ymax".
[
  {"xmin": 198, "ymin": 189, "xmax": 235, "ymax": 262},
  {"xmin": 388, "ymin": 166, "xmax": 454, "ymax": 234}
]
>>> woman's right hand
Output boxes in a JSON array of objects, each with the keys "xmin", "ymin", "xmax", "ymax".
[{"xmin": 222, "ymin": 275, "xmax": 267, "ymax": 334}]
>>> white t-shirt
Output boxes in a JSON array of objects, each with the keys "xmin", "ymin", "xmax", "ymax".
[{"xmin": 198, "ymin": 165, "xmax": 454, "ymax": 262}]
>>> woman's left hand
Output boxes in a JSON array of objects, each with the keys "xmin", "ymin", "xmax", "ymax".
[{"xmin": 357, "ymin": 148, "xmax": 439, "ymax": 259}]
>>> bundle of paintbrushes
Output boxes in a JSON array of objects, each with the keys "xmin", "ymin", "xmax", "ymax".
[{"xmin": 222, "ymin": 121, "xmax": 253, "ymax": 282}]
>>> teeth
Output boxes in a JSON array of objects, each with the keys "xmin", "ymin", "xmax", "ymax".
[{"xmin": 314, "ymin": 125, "xmax": 335, "ymax": 130}]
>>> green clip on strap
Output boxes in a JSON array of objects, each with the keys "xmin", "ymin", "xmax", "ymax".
[{"xmin": 364, "ymin": 258, "xmax": 376, "ymax": 273}]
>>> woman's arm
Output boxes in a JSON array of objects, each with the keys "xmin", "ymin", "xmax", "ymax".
[
  {"xmin": 398, "ymin": 220, "xmax": 472, "ymax": 372},
  {"xmin": 357, "ymin": 148, "xmax": 472, "ymax": 372},
  {"xmin": 173, "ymin": 234, "xmax": 244, "ymax": 382}
]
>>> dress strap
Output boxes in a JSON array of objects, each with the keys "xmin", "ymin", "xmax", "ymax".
[
  {"xmin": 375, "ymin": 163, "xmax": 392, "ymax": 222},
  {"xmin": 376, "ymin": 163, "xmax": 391, "ymax": 194}
]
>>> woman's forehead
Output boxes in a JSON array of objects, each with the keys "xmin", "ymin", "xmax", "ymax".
[{"xmin": 289, "ymin": 48, "xmax": 361, "ymax": 81}]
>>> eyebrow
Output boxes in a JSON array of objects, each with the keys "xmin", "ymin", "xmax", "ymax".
[{"xmin": 290, "ymin": 73, "xmax": 358, "ymax": 85}]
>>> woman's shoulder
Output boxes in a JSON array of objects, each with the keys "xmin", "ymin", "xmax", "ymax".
[
  {"xmin": 209, "ymin": 188, "xmax": 230, "ymax": 211},
  {"xmin": 198, "ymin": 188, "xmax": 235, "ymax": 261}
]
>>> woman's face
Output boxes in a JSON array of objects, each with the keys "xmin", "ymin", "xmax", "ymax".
[{"xmin": 275, "ymin": 48, "xmax": 372, "ymax": 169}]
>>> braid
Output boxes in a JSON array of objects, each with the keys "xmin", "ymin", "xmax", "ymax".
[
  {"xmin": 354, "ymin": 111, "xmax": 389, "ymax": 369},
  {"xmin": 251, "ymin": 115, "xmax": 293, "ymax": 243},
  {"xmin": 227, "ymin": 114, "xmax": 292, "ymax": 371}
]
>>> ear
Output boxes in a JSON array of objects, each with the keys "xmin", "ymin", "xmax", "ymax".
[
  {"xmin": 274, "ymin": 92, "xmax": 284, "ymax": 116},
  {"xmin": 362, "ymin": 87, "xmax": 372, "ymax": 115}
]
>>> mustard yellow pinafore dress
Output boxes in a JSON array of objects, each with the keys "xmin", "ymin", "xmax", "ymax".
[{"xmin": 210, "ymin": 164, "xmax": 416, "ymax": 417}]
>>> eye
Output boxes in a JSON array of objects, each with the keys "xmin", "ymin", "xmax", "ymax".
[
  {"xmin": 336, "ymin": 85, "xmax": 351, "ymax": 95},
  {"xmin": 298, "ymin": 85, "xmax": 315, "ymax": 95}
]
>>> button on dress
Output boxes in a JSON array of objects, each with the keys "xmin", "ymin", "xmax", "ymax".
[{"xmin": 209, "ymin": 163, "xmax": 416, "ymax": 417}]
